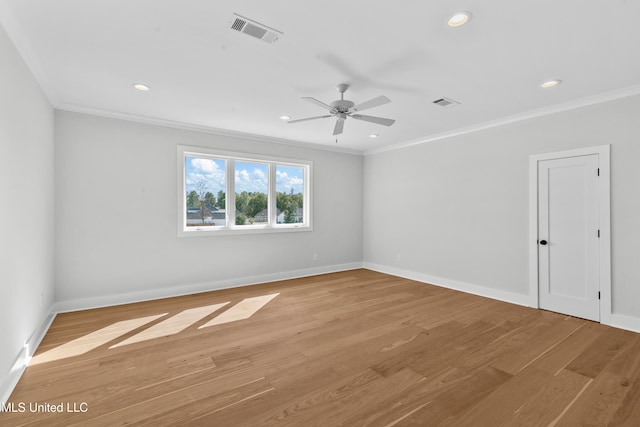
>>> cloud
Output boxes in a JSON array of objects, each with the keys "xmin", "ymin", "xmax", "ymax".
[
  {"xmin": 235, "ymin": 166, "xmax": 268, "ymax": 193},
  {"xmin": 185, "ymin": 157, "xmax": 226, "ymax": 193},
  {"xmin": 190, "ymin": 158, "xmax": 220, "ymax": 174},
  {"xmin": 236, "ymin": 169, "xmax": 250, "ymax": 181},
  {"xmin": 276, "ymin": 168, "xmax": 304, "ymax": 193},
  {"xmin": 185, "ymin": 158, "xmax": 305, "ymax": 196},
  {"xmin": 253, "ymin": 168, "xmax": 266, "ymax": 180}
]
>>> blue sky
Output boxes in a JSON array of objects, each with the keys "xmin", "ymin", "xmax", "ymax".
[
  {"xmin": 185, "ymin": 157, "xmax": 304, "ymax": 195},
  {"xmin": 275, "ymin": 165, "xmax": 305, "ymax": 194}
]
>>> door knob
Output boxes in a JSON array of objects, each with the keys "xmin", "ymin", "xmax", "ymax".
[{"xmin": 539, "ymin": 240, "xmax": 548, "ymax": 245}]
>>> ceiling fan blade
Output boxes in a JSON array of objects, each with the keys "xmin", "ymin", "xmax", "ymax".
[
  {"xmin": 350, "ymin": 114, "xmax": 395, "ymax": 126},
  {"xmin": 352, "ymin": 95, "xmax": 390, "ymax": 112},
  {"xmin": 302, "ymin": 97, "xmax": 335, "ymax": 111},
  {"xmin": 287, "ymin": 115, "xmax": 332, "ymax": 124},
  {"xmin": 333, "ymin": 119, "xmax": 345, "ymax": 135}
]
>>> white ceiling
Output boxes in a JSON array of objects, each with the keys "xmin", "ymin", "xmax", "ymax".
[{"xmin": 2, "ymin": 0, "xmax": 640, "ymax": 153}]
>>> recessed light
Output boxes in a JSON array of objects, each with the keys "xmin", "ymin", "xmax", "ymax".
[
  {"xmin": 541, "ymin": 79, "xmax": 561, "ymax": 88},
  {"xmin": 280, "ymin": 115, "xmax": 291, "ymax": 121},
  {"xmin": 369, "ymin": 134, "xmax": 379, "ymax": 139},
  {"xmin": 133, "ymin": 83, "xmax": 150, "ymax": 91},
  {"xmin": 447, "ymin": 11, "xmax": 472, "ymax": 28}
]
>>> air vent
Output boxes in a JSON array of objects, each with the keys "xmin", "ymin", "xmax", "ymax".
[
  {"xmin": 229, "ymin": 14, "xmax": 282, "ymax": 44},
  {"xmin": 231, "ymin": 18, "xmax": 246, "ymax": 32},
  {"xmin": 433, "ymin": 97, "xmax": 461, "ymax": 107}
]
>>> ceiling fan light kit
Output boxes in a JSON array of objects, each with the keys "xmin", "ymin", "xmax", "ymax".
[{"xmin": 288, "ymin": 84, "xmax": 396, "ymax": 137}]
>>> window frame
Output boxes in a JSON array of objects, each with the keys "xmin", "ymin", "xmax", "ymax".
[{"xmin": 177, "ymin": 145, "xmax": 313, "ymax": 237}]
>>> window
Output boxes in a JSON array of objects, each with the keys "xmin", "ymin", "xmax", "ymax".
[
  {"xmin": 276, "ymin": 165, "xmax": 305, "ymax": 224},
  {"xmin": 184, "ymin": 157, "xmax": 227, "ymax": 227},
  {"xmin": 178, "ymin": 146, "xmax": 312, "ymax": 236},
  {"xmin": 235, "ymin": 161, "xmax": 268, "ymax": 226}
]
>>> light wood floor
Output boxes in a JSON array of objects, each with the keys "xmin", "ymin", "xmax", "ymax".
[{"xmin": 4, "ymin": 269, "xmax": 640, "ymax": 426}]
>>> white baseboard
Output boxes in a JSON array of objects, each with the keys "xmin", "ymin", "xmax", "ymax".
[
  {"xmin": 363, "ymin": 262, "xmax": 531, "ymax": 307},
  {"xmin": 54, "ymin": 262, "xmax": 364, "ymax": 313},
  {"xmin": 365, "ymin": 263, "xmax": 640, "ymax": 334},
  {"xmin": 1, "ymin": 309, "xmax": 56, "ymax": 405},
  {"xmin": 608, "ymin": 313, "xmax": 640, "ymax": 334}
]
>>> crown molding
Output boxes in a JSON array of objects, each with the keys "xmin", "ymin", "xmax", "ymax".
[
  {"xmin": 46, "ymin": 82, "xmax": 640, "ymax": 159},
  {"xmin": 364, "ymin": 84, "xmax": 640, "ymax": 156},
  {"xmin": 55, "ymin": 102, "xmax": 363, "ymax": 156}
]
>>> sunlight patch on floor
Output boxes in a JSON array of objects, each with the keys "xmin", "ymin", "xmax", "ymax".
[
  {"xmin": 29, "ymin": 314, "xmax": 166, "ymax": 365},
  {"xmin": 29, "ymin": 293, "xmax": 281, "ymax": 365},
  {"xmin": 199, "ymin": 293, "xmax": 279, "ymax": 328},
  {"xmin": 110, "ymin": 302, "xmax": 229, "ymax": 348}
]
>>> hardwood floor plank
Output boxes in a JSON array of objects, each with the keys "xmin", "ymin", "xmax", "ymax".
[
  {"xmin": 490, "ymin": 316, "xmax": 585, "ymax": 375},
  {"xmin": 608, "ymin": 380, "xmax": 640, "ymax": 426},
  {"xmin": 605, "ymin": 333, "xmax": 640, "ymax": 379},
  {"xmin": 438, "ymin": 366, "xmax": 553, "ymax": 426},
  {"xmin": 398, "ymin": 366, "xmax": 513, "ymax": 425},
  {"xmin": 565, "ymin": 327, "xmax": 634, "ymax": 378},
  {"xmin": 369, "ymin": 321, "xmax": 465, "ymax": 377},
  {"xmin": 222, "ymin": 368, "xmax": 385, "ymax": 426},
  {"xmin": 553, "ymin": 370, "xmax": 633, "ymax": 426},
  {"xmin": 407, "ymin": 321, "xmax": 509, "ymax": 379},
  {"xmin": 203, "ymin": 366, "xmax": 347, "ymax": 426},
  {"xmin": 3, "ymin": 269, "xmax": 640, "ymax": 426},
  {"xmin": 501, "ymin": 369, "xmax": 591, "ymax": 426},
  {"xmin": 527, "ymin": 321, "xmax": 604, "ymax": 375}
]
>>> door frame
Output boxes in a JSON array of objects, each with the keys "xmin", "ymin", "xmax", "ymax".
[{"xmin": 528, "ymin": 145, "xmax": 611, "ymax": 324}]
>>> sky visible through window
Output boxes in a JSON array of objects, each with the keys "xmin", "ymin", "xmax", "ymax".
[
  {"xmin": 235, "ymin": 161, "xmax": 267, "ymax": 193},
  {"xmin": 185, "ymin": 157, "xmax": 226, "ymax": 195},
  {"xmin": 275, "ymin": 165, "xmax": 304, "ymax": 194},
  {"xmin": 185, "ymin": 157, "xmax": 304, "ymax": 195}
]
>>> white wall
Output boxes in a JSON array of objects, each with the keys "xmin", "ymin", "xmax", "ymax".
[
  {"xmin": 54, "ymin": 111, "xmax": 363, "ymax": 310},
  {"xmin": 0, "ymin": 23, "xmax": 55, "ymax": 400},
  {"xmin": 364, "ymin": 94, "xmax": 640, "ymax": 322}
]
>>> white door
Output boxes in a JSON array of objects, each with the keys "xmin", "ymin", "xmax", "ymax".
[{"xmin": 538, "ymin": 154, "xmax": 600, "ymax": 321}]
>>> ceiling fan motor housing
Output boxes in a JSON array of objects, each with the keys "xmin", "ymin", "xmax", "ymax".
[{"xmin": 330, "ymin": 100, "xmax": 355, "ymax": 113}]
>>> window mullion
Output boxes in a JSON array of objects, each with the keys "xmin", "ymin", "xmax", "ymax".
[
  {"xmin": 306, "ymin": 165, "xmax": 311, "ymax": 226},
  {"xmin": 227, "ymin": 159, "xmax": 235, "ymax": 228},
  {"xmin": 268, "ymin": 162, "xmax": 277, "ymax": 226},
  {"xmin": 181, "ymin": 152, "xmax": 188, "ymax": 232}
]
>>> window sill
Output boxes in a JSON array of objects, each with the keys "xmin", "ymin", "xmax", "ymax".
[{"xmin": 178, "ymin": 224, "xmax": 313, "ymax": 237}]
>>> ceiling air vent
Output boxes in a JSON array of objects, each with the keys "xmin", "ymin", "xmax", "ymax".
[
  {"xmin": 229, "ymin": 14, "xmax": 282, "ymax": 44},
  {"xmin": 433, "ymin": 97, "xmax": 461, "ymax": 107}
]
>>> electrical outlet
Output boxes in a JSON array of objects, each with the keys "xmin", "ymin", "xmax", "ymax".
[{"xmin": 313, "ymin": 253, "xmax": 318, "ymax": 261}]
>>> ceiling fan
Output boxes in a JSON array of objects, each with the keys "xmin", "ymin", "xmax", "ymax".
[{"xmin": 287, "ymin": 84, "xmax": 395, "ymax": 136}]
